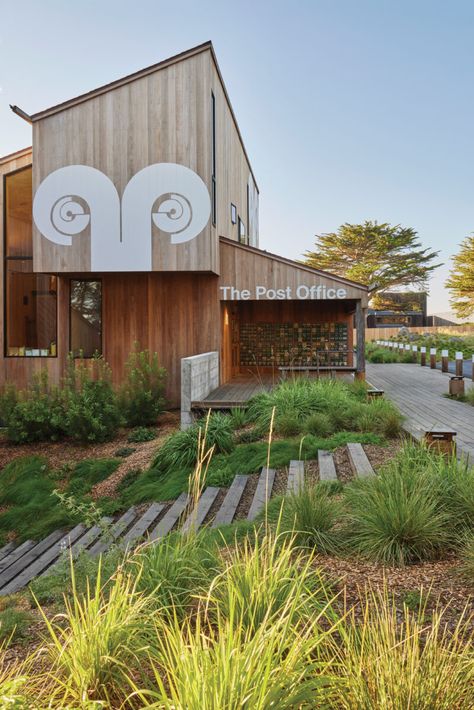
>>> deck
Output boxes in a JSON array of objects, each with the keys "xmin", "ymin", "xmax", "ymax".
[
  {"xmin": 192, "ymin": 374, "xmax": 276, "ymax": 409},
  {"xmin": 367, "ymin": 363, "xmax": 474, "ymax": 460}
]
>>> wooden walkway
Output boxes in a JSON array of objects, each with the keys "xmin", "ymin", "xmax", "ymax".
[
  {"xmin": 0, "ymin": 440, "xmax": 377, "ymax": 594},
  {"xmin": 192, "ymin": 374, "xmax": 275, "ymax": 409},
  {"xmin": 367, "ymin": 363, "xmax": 474, "ymax": 460}
]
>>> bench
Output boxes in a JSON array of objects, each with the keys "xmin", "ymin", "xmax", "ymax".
[
  {"xmin": 279, "ymin": 366, "xmax": 357, "ymax": 379},
  {"xmin": 367, "ymin": 388, "xmax": 384, "ymax": 399}
]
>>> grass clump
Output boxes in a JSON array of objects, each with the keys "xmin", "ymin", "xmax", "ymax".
[
  {"xmin": 334, "ymin": 589, "xmax": 474, "ymax": 709},
  {"xmin": 127, "ymin": 426, "xmax": 156, "ymax": 443},
  {"xmin": 0, "ymin": 601, "xmax": 33, "ymax": 643},
  {"xmin": 281, "ymin": 484, "xmax": 342, "ymax": 553},
  {"xmin": 344, "ymin": 450, "xmax": 451, "ymax": 565}
]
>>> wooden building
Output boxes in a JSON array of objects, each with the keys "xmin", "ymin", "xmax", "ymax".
[{"xmin": 1, "ymin": 42, "xmax": 368, "ymax": 408}]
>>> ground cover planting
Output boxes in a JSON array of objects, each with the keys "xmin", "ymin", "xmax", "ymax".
[
  {"xmin": 367, "ymin": 332, "xmax": 474, "ymax": 364},
  {"xmin": 1, "ymin": 376, "xmax": 474, "ymax": 706}
]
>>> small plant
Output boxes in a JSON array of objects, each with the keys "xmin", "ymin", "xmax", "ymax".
[
  {"xmin": 0, "ymin": 604, "xmax": 33, "ymax": 643},
  {"xmin": 127, "ymin": 426, "xmax": 156, "ymax": 443},
  {"xmin": 64, "ymin": 371, "xmax": 122, "ymax": 444},
  {"xmin": 114, "ymin": 446, "xmax": 136, "ymax": 458},
  {"xmin": 344, "ymin": 460, "xmax": 451, "ymax": 565},
  {"xmin": 0, "ymin": 383, "xmax": 17, "ymax": 427},
  {"xmin": 274, "ymin": 412, "xmax": 303, "ymax": 437},
  {"xmin": 281, "ymin": 484, "xmax": 342, "ymax": 553},
  {"xmin": 304, "ymin": 412, "xmax": 333, "ymax": 437},
  {"xmin": 7, "ymin": 372, "xmax": 65, "ymax": 443},
  {"xmin": 228, "ymin": 407, "xmax": 249, "ymax": 429},
  {"xmin": 459, "ymin": 532, "xmax": 474, "ymax": 581},
  {"xmin": 119, "ymin": 344, "xmax": 167, "ymax": 427}
]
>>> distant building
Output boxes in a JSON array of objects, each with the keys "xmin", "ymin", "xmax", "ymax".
[{"xmin": 367, "ymin": 292, "xmax": 427, "ymax": 328}]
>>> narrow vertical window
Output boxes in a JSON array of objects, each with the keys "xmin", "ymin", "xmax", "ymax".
[
  {"xmin": 211, "ymin": 91, "xmax": 217, "ymax": 226},
  {"xmin": 70, "ymin": 280, "xmax": 102, "ymax": 357},
  {"xmin": 4, "ymin": 166, "xmax": 57, "ymax": 357}
]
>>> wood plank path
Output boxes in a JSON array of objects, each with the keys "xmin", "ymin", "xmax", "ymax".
[
  {"xmin": 367, "ymin": 363, "xmax": 474, "ymax": 460},
  {"xmin": 0, "ymin": 442, "xmax": 374, "ymax": 595}
]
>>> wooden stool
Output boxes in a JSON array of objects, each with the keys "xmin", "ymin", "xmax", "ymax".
[{"xmin": 367, "ymin": 388, "xmax": 384, "ymax": 400}]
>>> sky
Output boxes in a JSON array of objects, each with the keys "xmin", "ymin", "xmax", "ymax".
[{"xmin": 1, "ymin": 0, "xmax": 473, "ymax": 316}]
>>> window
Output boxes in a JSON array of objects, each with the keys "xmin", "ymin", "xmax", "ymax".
[
  {"xmin": 211, "ymin": 92, "xmax": 216, "ymax": 226},
  {"xmin": 70, "ymin": 280, "xmax": 102, "ymax": 357},
  {"xmin": 4, "ymin": 166, "xmax": 57, "ymax": 357},
  {"xmin": 238, "ymin": 217, "xmax": 247, "ymax": 245},
  {"xmin": 231, "ymin": 203, "xmax": 237, "ymax": 224}
]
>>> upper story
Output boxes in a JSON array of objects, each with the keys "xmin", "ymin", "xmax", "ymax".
[{"xmin": 5, "ymin": 41, "xmax": 259, "ymax": 275}]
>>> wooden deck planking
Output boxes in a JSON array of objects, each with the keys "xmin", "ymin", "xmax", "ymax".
[
  {"xmin": 149, "ymin": 493, "xmax": 189, "ymax": 541},
  {"xmin": 367, "ymin": 364, "xmax": 474, "ymax": 459},
  {"xmin": 193, "ymin": 375, "xmax": 275, "ymax": 408},
  {"xmin": 287, "ymin": 460, "xmax": 304, "ymax": 494},
  {"xmin": 181, "ymin": 487, "xmax": 220, "ymax": 533},
  {"xmin": 0, "ymin": 540, "xmax": 36, "ymax": 575},
  {"xmin": 0, "ymin": 529, "xmax": 65, "ymax": 592},
  {"xmin": 318, "ymin": 450, "xmax": 337, "ymax": 481},
  {"xmin": 347, "ymin": 443, "xmax": 375, "ymax": 477},
  {"xmin": 0, "ymin": 542, "xmax": 16, "ymax": 562},
  {"xmin": 122, "ymin": 503, "xmax": 165, "ymax": 545},
  {"xmin": 213, "ymin": 475, "xmax": 248, "ymax": 527},
  {"xmin": 89, "ymin": 507, "xmax": 138, "ymax": 557},
  {"xmin": 0, "ymin": 525, "xmax": 88, "ymax": 595},
  {"xmin": 247, "ymin": 468, "xmax": 276, "ymax": 521}
]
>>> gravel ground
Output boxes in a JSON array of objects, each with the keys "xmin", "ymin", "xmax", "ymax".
[{"xmin": 332, "ymin": 446, "xmax": 354, "ymax": 482}]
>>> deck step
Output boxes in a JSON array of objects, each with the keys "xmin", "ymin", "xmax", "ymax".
[
  {"xmin": 0, "ymin": 540, "xmax": 36, "ymax": 575},
  {"xmin": 247, "ymin": 468, "xmax": 276, "ymax": 521},
  {"xmin": 0, "ymin": 529, "xmax": 65, "ymax": 592},
  {"xmin": 0, "ymin": 542, "xmax": 16, "ymax": 562},
  {"xmin": 89, "ymin": 507, "xmax": 138, "ymax": 557},
  {"xmin": 213, "ymin": 475, "xmax": 248, "ymax": 527},
  {"xmin": 149, "ymin": 493, "xmax": 189, "ymax": 542},
  {"xmin": 122, "ymin": 503, "xmax": 165, "ymax": 546},
  {"xmin": 287, "ymin": 460, "xmax": 304, "ymax": 494},
  {"xmin": 0, "ymin": 524, "xmax": 87, "ymax": 595},
  {"xmin": 347, "ymin": 443, "xmax": 375, "ymax": 477},
  {"xmin": 181, "ymin": 487, "xmax": 220, "ymax": 534},
  {"xmin": 318, "ymin": 450, "xmax": 337, "ymax": 481}
]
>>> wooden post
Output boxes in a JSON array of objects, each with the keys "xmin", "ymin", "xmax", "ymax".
[
  {"xmin": 455, "ymin": 351, "xmax": 463, "ymax": 377},
  {"xmin": 430, "ymin": 348, "xmax": 436, "ymax": 369},
  {"xmin": 441, "ymin": 349, "xmax": 449, "ymax": 373},
  {"xmin": 355, "ymin": 301, "xmax": 366, "ymax": 379},
  {"xmin": 412, "ymin": 345, "xmax": 418, "ymax": 363},
  {"xmin": 420, "ymin": 346, "xmax": 426, "ymax": 366}
]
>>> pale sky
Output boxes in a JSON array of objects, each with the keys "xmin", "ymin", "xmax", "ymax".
[{"xmin": 1, "ymin": 0, "xmax": 473, "ymax": 316}]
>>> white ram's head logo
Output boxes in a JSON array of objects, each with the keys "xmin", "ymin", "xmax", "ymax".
[{"xmin": 32, "ymin": 163, "xmax": 211, "ymax": 271}]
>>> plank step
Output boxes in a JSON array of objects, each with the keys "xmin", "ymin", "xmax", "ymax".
[
  {"xmin": 318, "ymin": 450, "xmax": 337, "ymax": 481},
  {"xmin": 347, "ymin": 443, "xmax": 375, "ymax": 477},
  {"xmin": 287, "ymin": 460, "xmax": 304, "ymax": 494},
  {"xmin": 213, "ymin": 475, "xmax": 248, "ymax": 527},
  {"xmin": 149, "ymin": 493, "xmax": 189, "ymax": 542},
  {"xmin": 89, "ymin": 507, "xmax": 138, "ymax": 557},
  {"xmin": 0, "ymin": 540, "xmax": 36, "ymax": 575},
  {"xmin": 0, "ymin": 529, "xmax": 65, "ymax": 592},
  {"xmin": 0, "ymin": 524, "xmax": 87, "ymax": 595},
  {"xmin": 247, "ymin": 468, "xmax": 276, "ymax": 521},
  {"xmin": 40, "ymin": 518, "xmax": 114, "ymax": 578},
  {"xmin": 122, "ymin": 503, "xmax": 165, "ymax": 546},
  {"xmin": 0, "ymin": 542, "xmax": 16, "ymax": 562},
  {"xmin": 181, "ymin": 487, "xmax": 220, "ymax": 534}
]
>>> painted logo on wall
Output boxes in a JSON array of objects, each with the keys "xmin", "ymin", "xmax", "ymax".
[{"xmin": 33, "ymin": 163, "xmax": 211, "ymax": 271}]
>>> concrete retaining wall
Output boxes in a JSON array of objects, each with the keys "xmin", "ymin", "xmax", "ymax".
[{"xmin": 181, "ymin": 351, "xmax": 219, "ymax": 429}]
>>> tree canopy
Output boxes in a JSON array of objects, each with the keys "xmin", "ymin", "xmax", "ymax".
[
  {"xmin": 303, "ymin": 221, "xmax": 441, "ymax": 298},
  {"xmin": 446, "ymin": 235, "xmax": 474, "ymax": 319}
]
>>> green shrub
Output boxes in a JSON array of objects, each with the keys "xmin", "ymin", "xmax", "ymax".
[
  {"xmin": 127, "ymin": 427, "xmax": 156, "ymax": 443},
  {"xmin": 281, "ymin": 485, "xmax": 342, "ymax": 553},
  {"xmin": 0, "ymin": 384, "xmax": 17, "ymax": 427},
  {"xmin": 114, "ymin": 446, "xmax": 136, "ymax": 458},
  {"xmin": 7, "ymin": 373, "xmax": 65, "ymax": 443},
  {"xmin": 235, "ymin": 427, "xmax": 262, "ymax": 444},
  {"xmin": 303, "ymin": 412, "xmax": 333, "ymax": 437},
  {"xmin": 344, "ymin": 460, "xmax": 451, "ymax": 565},
  {"xmin": 228, "ymin": 407, "xmax": 249, "ymax": 429},
  {"xmin": 274, "ymin": 411, "xmax": 303, "ymax": 437},
  {"xmin": 357, "ymin": 399, "xmax": 403, "ymax": 437},
  {"xmin": 459, "ymin": 532, "xmax": 474, "ymax": 581},
  {"xmin": 65, "ymin": 378, "xmax": 121, "ymax": 443},
  {"xmin": 0, "ymin": 604, "xmax": 33, "ymax": 643},
  {"xmin": 119, "ymin": 345, "xmax": 167, "ymax": 427},
  {"xmin": 153, "ymin": 413, "xmax": 234, "ymax": 473}
]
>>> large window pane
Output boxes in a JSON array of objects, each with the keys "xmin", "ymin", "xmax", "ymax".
[
  {"xmin": 70, "ymin": 280, "xmax": 102, "ymax": 357},
  {"xmin": 4, "ymin": 166, "xmax": 58, "ymax": 357}
]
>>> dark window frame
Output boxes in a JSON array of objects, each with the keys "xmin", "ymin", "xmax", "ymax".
[
  {"xmin": 69, "ymin": 278, "xmax": 103, "ymax": 359},
  {"xmin": 3, "ymin": 165, "xmax": 58, "ymax": 358},
  {"xmin": 231, "ymin": 203, "xmax": 237, "ymax": 224},
  {"xmin": 211, "ymin": 91, "xmax": 217, "ymax": 227}
]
